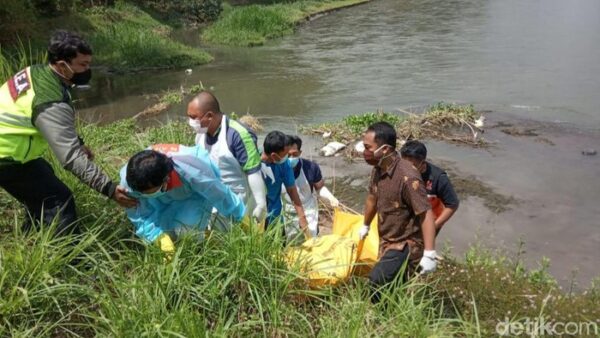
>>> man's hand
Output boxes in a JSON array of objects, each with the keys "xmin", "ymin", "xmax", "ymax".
[
  {"xmin": 318, "ymin": 186, "xmax": 339, "ymax": 207},
  {"xmin": 419, "ymin": 250, "xmax": 437, "ymax": 274},
  {"xmin": 113, "ymin": 185, "xmax": 138, "ymax": 208},
  {"xmin": 82, "ymin": 145, "xmax": 95, "ymax": 160},
  {"xmin": 327, "ymin": 195, "xmax": 339, "ymax": 208},
  {"xmin": 358, "ymin": 224, "xmax": 370, "ymax": 240},
  {"xmin": 299, "ymin": 215, "xmax": 310, "ymax": 239}
]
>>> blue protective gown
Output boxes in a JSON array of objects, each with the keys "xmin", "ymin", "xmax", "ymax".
[{"xmin": 119, "ymin": 144, "xmax": 246, "ymax": 243}]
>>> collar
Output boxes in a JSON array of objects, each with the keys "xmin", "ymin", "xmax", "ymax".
[
  {"xmin": 378, "ymin": 154, "xmax": 400, "ymax": 178},
  {"xmin": 421, "ymin": 161, "xmax": 431, "ymax": 181},
  {"xmin": 166, "ymin": 169, "xmax": 183, "ymax": 191},
  {"xmin": 48, "ymin": 64, "xmax": 72, "ymax": 89},
  {"xmin": 209, "ymin": 115, "xmax": 226, "ymax": 137}
]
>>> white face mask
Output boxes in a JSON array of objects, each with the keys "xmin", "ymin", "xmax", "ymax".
[{"xmin": 188, "ymin": 118, "xmax": 208, "ymax": 134}]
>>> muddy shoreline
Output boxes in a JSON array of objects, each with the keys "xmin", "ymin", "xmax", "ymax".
[{"xmin": 295, "ymin": 111, "xmax": 599, "ymax": 288}]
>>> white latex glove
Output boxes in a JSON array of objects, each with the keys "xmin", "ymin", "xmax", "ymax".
[
  {"xmin": 358, "ymin": 224, "xmax": 370, "ymax": 240},
  {"xmin": 248, "ymin": 171, "xmax": 267, "ymax": 222},
  {"xmin": 252, "ymin": 203, "xmax": 266, "ymax": 222},
  {"xmin": 419, "ymin": 250, "xmax": 437, "ymax": 274},
  {"xmin": 318, "ymin": 186, "xmax": 339, "ymax": 208}
]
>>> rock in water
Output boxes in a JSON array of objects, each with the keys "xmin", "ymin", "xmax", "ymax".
[
  {"xmin": 582, "ymin": 149, "xmax": 597, "ymax": 156},
  {"xmin": 320, "ymin": 142, "xmax": 346, "ymax": 157}
]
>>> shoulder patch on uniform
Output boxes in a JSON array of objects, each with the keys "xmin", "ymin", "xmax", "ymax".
[
  {"xmin": 412, "ymin": 180, "xmax": 420, "ymax": 191},
  {"xmin": 152, "ymin": 144, "xmax": 180, "ymax": 155},
  {"xmin": 8, "ymin": 69, "xmax": 31, "ymax": 101}
]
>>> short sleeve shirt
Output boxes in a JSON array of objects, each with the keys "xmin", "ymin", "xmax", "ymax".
[
  {"xmin": 422, "ymin": 162, "xmax": 459, "ymax": 208},
  {"xmin": 369, "ymin": 156, "xmax": 431, "ymax": 260},
  {"xmin": 261, "ymin": 159, "xmax": 295, "ymax": 220},
  {"xmin": 293, "ymin": 158, "xmax": 323, "ymax": 192},
  {"xmin": 205, "ymin": 117, "xmax": 261, "ymax": 174}
]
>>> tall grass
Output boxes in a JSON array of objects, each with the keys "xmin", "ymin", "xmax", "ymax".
[
  {"xmin": 1, "ymin": 3, "xmax": 213, "ymax": 75},
  {"xmin": 0, "ymin": 119, "xmax": 476, "ymax": 336},
  {"xmin": 0, "ymin": 41, "xmax": 47, "ymax": 83},
  {"xmin": 85, "ymin": 4, "xmax": 212, "ymax": 71},
  {"xmin": 1, "ymin": 119, "xmax": 597, "ymax": 336},
  {"xmin": 202, "ymin": 0, "xmax": 369, "ymax": 46}
]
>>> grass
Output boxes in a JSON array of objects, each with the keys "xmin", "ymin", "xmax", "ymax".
[
  {"xmin": 84, "ymin": 4, "xmax": 212, "ymax": 72},
  {"xmin": 0, "ymin": 41, "xmax": 47, "ymax": 84},
  {"xmin": 203, "ymin": 0, "xmax": 370, "ymax": 46},
  {"xmin": 0, "ymin": 119, "xmax": 472, "ymax": 336},
  {"xmin": 302, "ymin": 103, "xmax": 485, "ymax": 146},
  {"xmin": 0, "ymin": 119, "xmax": 597, "ymax": 336},
  {"xmin": 134, "ymin": 82, "xmax": 206, "ymax": 120},
  {"xmin": 0, "ymin": 3, "xmax": 212, "ymax": 74}
]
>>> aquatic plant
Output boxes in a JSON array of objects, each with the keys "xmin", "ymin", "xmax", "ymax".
[
  {"xmin": 202, "ymin": 0, "xmax": 370, "ymax": 46},
  {"xmin": 302, "ymin": 103, "xmax": 485, "ymax": 146}
]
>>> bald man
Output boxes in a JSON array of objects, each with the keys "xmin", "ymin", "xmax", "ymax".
[{"xmin": 187, "ymin": 92, "xmax": 267, "ymax": 229}]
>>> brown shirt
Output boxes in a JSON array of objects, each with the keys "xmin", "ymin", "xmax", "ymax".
[{"xmin": 369, "ymin": 155, "xmax": 431, "ymax": 264}]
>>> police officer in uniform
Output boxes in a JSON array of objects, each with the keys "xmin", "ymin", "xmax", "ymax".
[{"xmin": 0, "ymin": 31, "xmax": 136, "ymax": 235}]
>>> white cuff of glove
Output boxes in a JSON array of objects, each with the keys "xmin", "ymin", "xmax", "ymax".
[
  {"xmin": 248, "ymin": 171, "xmax": 267, "ymax": 208},
  {"xmin": 358, "ymin": 224, "xmax": 370, "ymax": 240},
  {"xmin": 318, "ymin": 186, "xmax": 339, "ymax": 207}
]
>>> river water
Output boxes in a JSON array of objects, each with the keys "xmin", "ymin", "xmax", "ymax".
[{"xmin": 77, "ymin": 0, "xmax": 600, "ymax": 286}]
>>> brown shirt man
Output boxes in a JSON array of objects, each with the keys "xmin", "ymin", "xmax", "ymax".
[{"xmin": 369, "ymin": 156, "xmax": 431, "ymax": 267}]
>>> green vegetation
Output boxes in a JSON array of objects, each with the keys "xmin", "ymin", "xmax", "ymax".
[
  {"xmin": 80, "ymin": 4, "xmax": 213, "ymax": 72},
  {"xmin": 0, "ymin": 41, "xmax": 47, "ymax": 84},
  {"xmin": 303, "ymin": 103, "xmax": 485, "ymax": 145},
  {"xmin": 203, "ymin": 0, "xmax": 370, "ymax": 46},
  {"xmin": 0, "ymin": 119, "xmax": 597, "ymax": 336},
  {"xmin": 343, "ymin": 111, "xmax": 405, "ymax": 134},
  {"xmin": 0, "ymin": 2, "xmax": 215, "ymax": 74},
  {"xmin": 134, "ymin": 82, "xmax": 206, "ymax": 119},
  {"xmin": 431, "ymin": 243, "xmax": 600, "ymax": 334}
]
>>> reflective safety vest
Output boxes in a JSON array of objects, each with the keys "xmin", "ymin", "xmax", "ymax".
[{"xmin": 0, "ymin": 66, "xmax": 58, "ymax": 163}]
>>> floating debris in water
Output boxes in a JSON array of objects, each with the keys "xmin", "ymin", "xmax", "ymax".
[
  {"xmin": 354, "ymin": 141, "xmax": 365, "ymax": 154},
  {"xmin": 238, "ymin": 114, "xmax": 263, "ymax": 132},
  {"xmin": 320, "ymin": 142, "xmax": 346, "ymax": 157},
  {"xmin": 474, "ymin": 116, "xmax": 485, "ymax": 128},
  {"xmin": 581, "ymin": 149, "xmax": 597, "ymax": 156},
  {"xmin": 302, "ymin": 103, "xmax": 486, "ymax": 151}
]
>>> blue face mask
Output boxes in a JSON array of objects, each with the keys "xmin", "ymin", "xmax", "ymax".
[
  {"xmin": 275, "ymin": 154, "xmax": 288, "ymax": 165},
  {"xmin": 288, "ymin": 157, "xmax": 300, "ymax": 168},
  {"xmin": 128, "ymin": 184, "xmax": 167, "ymax": 199}
]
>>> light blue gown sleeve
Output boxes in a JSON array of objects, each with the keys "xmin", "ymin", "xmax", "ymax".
[
  {"xmin": 119, "ymin": 166, "xmax": 164, "ymax": 243},
  {"xmin": 176, "ymin": 150, "xmax": 246, "ymax": 222}
]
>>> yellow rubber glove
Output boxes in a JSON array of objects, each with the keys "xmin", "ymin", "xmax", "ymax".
[{"xmin": 156, "ymin": 233, "xmax": 175, "ymax": 262}]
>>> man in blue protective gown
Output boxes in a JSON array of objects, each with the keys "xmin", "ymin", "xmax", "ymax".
[{"xmin": 119, "ymin": 144, "xmax": 245, "ymax": 255}]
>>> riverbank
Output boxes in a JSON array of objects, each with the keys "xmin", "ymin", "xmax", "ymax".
[
  {"xmin": 0, "ymin": 118, "xmax": 597, "ymax": 336},
  {"xmin": 1, "ymin": 0, "xmax": 371, "ymax": 77},
  {"xmin": 0, "ymin": 3, "xmax": 213, "ymax": 76},
  {"xmin": 202, "ymin": 0, "xmax": 371, "ymax": 46}
]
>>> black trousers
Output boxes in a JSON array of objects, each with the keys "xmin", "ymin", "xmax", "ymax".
[
  {"xmin": 368, "ymin": 246, "xmax": 410, "ymax": 303},
  {"xmin": 0, "ymin": 158, "xmax": 78, "ymax": 236}
]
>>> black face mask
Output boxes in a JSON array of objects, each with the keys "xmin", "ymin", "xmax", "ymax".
[{"xmin": 70, "ymin": 68, "xmax": 92, "ymax": 86}]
